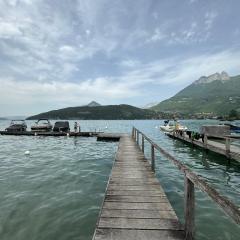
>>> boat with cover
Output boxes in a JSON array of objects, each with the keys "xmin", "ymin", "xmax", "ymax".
[
  {"xmin": 31, "ymin": 119, "xmax": 53, "ymax": 132},
  {"xmin": 5, "ymin": 120, "xmax": 27, "ymax": 132},
  {"xmin": 160, "ymin": 120, "xmax": 187, "ymax": 132},
  {"xmin": 53, "ymin": 121, "xmax": 70, "ymax": 132}
]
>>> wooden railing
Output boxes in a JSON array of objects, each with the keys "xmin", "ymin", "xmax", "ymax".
[{"xmin": 132, "ymin": 127, "xmax": 240, "ymax": 240}]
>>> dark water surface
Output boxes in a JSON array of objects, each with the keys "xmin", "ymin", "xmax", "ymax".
[{"xmin": 0, "ymin": 120, "xmax": 239, "ymax": 240}]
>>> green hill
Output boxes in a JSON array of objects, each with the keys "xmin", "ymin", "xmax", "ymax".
[
  {"xmin": 27, "ymin": 104, "xmax": 158, "ymax": 120},
  {"xmin": 151, "ymin": 72, "xmax": 240, "ymax": 117}
]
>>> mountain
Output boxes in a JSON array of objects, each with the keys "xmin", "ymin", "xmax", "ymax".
[
  {"xmin": 142, "ymin": 102, "xmax": 159, "ymax": 109},
  {"xmin": 27, "ymin": 104, "xmax": 158, "ymax": 120},
  {"xmin": 151, "ymin": 72, "xmax": 240, "ymax": 117},
  {"xmin": 1, "ymin": 116, "xmax": 27, "ymax": 120},
  {"xmin": 86, "ymin": 101, "xmax": 101, "ymax": 107}
]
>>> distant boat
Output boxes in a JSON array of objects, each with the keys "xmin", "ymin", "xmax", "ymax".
[
  {"xmin": 31, "ymin": 119, "xmax": 53, "ymax": 132},
  {"xmin": 5, "ymin": 120, "xmax": 27, "ymax": 132},
  {"xmin": 160, "ymin": 120, "xmax": 187, "ymax": 132}
]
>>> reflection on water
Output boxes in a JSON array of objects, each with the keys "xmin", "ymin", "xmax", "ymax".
[{"xmin": 0, "ymin": 119, "xmax": 239, "ymax": 240}]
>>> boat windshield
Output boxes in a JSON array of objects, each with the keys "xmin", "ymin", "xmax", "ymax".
[
  {"xmin": 36, "ymin": 119, "xmax": 50, "ymax": 125},
  {"xmin": 10, "ymin": 120, "xmax": 26, "ymax": 125}
]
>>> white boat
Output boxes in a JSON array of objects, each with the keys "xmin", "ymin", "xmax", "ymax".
[{"xmin": 160, "ymin": 120, "xmax": 187, "ymax": 132}]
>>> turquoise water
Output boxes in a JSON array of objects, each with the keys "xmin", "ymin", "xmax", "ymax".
[{"xmin": 0, "ymin": 120, "xmax": 239, "ymax": 240}]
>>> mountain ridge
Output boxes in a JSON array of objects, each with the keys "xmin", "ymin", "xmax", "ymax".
[
  {"xmin": 151, "ymin": 72, "xmax": 240, "ymax": 117},
  {"xmin": 27, "ymin": 104, "xmax": 158, "ymax": 120}
]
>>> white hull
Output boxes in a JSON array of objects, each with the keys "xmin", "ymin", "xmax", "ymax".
[
  {"xmin": 160, "ymin": 126, "xmax": 174, "ymax": 132},
  {"xmin": 160, "ymin": 125, "xmax": 187, "ymax": 132}
]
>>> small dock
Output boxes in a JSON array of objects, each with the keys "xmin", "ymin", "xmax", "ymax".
[
  {"xmin": 93, "ymin": 135, "xmax": 184, "ymax": 240},
  {"xmin": 0, "ymin": 131, "xmax": 101, "ymax": 137},
  {"xmin": 166, "ymin": 132, "xmax": 240, "ymax": 162}
]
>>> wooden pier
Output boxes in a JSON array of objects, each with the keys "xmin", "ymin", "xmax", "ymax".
[
  {"xmin": 93, "ymin": 134, "xmax": 184, "ymax": 240},
  {"xmin": 166, "ymin": 132, "xmax": 240, "ymax": 162},
  {"xmin": 94, "ymin": 127, "xmax": 240, "ymax": 240},
  {"xmin": 0, "ymin": 131, "xmax": 101, "ymax": 137}
]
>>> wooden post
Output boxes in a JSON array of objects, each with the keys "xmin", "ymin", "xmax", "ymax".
[
  {"xmin": 203, "ymin": 134, "xmax": 208, "ymax": 146},
  {"xmin": 151, "ymin": 144, "xmax": 155, "ymax": 172},
  {"xmin": 142, "ymin": 135, "xmax": 144, "ymax": 153},
  {"xmin": 184, "ymin": 176, "xmax": 195, "ymax": 240},
  {"xmin": 137, "ymin": 131, "xmax": 139, "ymax": 145},
  {"xmin": 132, "ymin": 128, "xmax": 134, "ymax": 138},
  {"xmin": 225, "ymin": 138, "xmax": 230, "ymax": 155}
]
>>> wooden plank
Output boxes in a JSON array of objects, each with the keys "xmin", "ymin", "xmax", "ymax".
[
  {"xmin": 107, "ymin": 190, "xmax": 166, "ymax": 197},
  {"xmin": 103, "ymin": 202, "xmax": 173, "ymax": 210},
  {"xmin": 94, "ymin": 229, "xmax": 185, "ymax": 240},
  {"xmin": 98, "ymin": 218, "xmax": 183, "ymax": 230},
  {"xmin": 107, "ymin": 185, "xmax": 163, "ymax": 191},
  {"xmin": 105, "ymin": 195, "xmax": 168, "ymax": 203},
  {"xmin": 101, "ymin": 209, "xmax": 177, "ymax": 219},
  {"xmin": 184, "ymin": 176, "xmax": 195, "ymax": 240}
]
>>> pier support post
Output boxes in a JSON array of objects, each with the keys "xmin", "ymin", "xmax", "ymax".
[
  {"xmin": 151, "ymin": 145, "xmax": 155, "ymax": 172},
  {"xmin": 184, "ymin": 176, "xmax": 195, "ymax": 240},
  {"xmin": 203, "ymin": 134, "xmax": 208, "ymax": 146},
  {"xmin": 225, "ymin": 138, "xmax": 230, "ymax": 156},
  {"xmin": 137, "ymin": 131, "xmax": 139, "ymax": 145},
  {"xmin": 142, "ymin": 135, "xmax": 144, "ymax": 153}
]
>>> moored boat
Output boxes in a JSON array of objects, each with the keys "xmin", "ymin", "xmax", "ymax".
[
  {"xmin": 53, "ymin": 121, "xmax": 70, "ymax": 132},
  {"xmin": 5, "ymin": 120, "xmax": 27, "ymax": 132},
  {"xmin": 31, "ymin": 119, "xmax": 53, "ymax": 132},
  {"xmin": 160, "ymin": 120, "xmax": 187, "ymax": 132}
]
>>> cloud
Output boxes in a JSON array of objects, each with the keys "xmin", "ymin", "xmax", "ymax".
[
  {"xmin": 0, "ymin": 21, "xmax": 22, "ymax": 38},
  {"xmin": 205, "ymin": 11, "xmax": 218, "ymax": 30},
  {"xmin": 147, "ymin": 28, "xmax": 166, "ymax": 42},
  {"xmin": 0, "ymin": 0, "xmax": 240, "ymax": 115},
  {"xmin": 119, "ymin": 59, "xmax": 141, "ymax": 68}
]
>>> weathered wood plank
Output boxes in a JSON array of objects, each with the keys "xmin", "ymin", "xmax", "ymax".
[
  {"xmin": 106, "ymin": 190, "xmax": 166, "ymax": 197},
  {"xmin": 94, "ymin": 229, "xmax": 185, "ymax": 240},
  {"xmin": 101, "ymin": 209, "xmax": 177, "ymax": 219},
  {"xmin": 103, "ymin": 202, "xmax": 173, "ymax": 210},
  {"xmin": 98, "ymin": 218, "xmax": 183, "ymax": 230},
  {"xmin": 108, "ymin": 185, "xmax": 163, "ymax": 191},
  {"xmin": 105, "ymin": 195, "xmax": 168, "ymax": 203}
]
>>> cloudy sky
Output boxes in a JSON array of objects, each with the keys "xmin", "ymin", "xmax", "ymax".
[{"xmin": 0, "ymin": 0, "xmax": 240, "ymax": 116}]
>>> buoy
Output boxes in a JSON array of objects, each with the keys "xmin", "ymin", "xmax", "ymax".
[
  {"xmin": 25, "ymin": 150, "xmax": 30, "ymax": 155},
  {"xmin": 67, "ymin": 133, "xmax": 70, "ymax": 137}
]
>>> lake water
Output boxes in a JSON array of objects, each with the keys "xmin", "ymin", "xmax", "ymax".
[{"xmin": 0, "ymin": 120, "xmax": 239, "ymax": 240}]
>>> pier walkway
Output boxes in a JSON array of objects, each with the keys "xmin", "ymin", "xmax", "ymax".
[
  {"xmin": 93, "ymin": 134, "xmax": 184, "ymax": 240},
  {"xmin": 166, "ymin": 132, "xmax": 240, "ymax": 162},
  {"xmin": 94, "ymin": 128, "xmax": 240, "ymax": 240}
]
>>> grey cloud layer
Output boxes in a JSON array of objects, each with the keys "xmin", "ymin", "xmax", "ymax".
[{"xmin": 0, "ymin": 0, "xmax": 240, "ymax": 115}]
